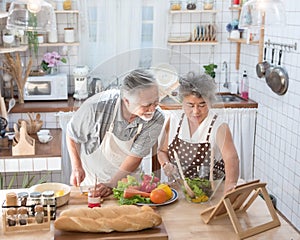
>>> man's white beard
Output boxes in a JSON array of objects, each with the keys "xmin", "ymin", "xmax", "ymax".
[{"xmin": 139, "ymin": 112, "xmax": 154, "ymax": 121}]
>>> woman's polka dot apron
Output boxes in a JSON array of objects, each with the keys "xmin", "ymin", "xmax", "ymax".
[{"xmin": 168, "ymin": 113, "xmax": 225, "ymax": 179}]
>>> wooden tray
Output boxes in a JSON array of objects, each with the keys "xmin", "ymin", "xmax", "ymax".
[{"xmin": 54, "ymin": 222, "xmax": 168, "ymax": 240}]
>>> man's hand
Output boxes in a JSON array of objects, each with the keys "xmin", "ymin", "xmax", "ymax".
[
  {"xmin": 96, "ymin": 183, "xmax": 113, "ymax": 197},
  {"xmin": 163, "ymin": 162, "xmax": 179, "ymax": 177},
  {"xmin": 70, "ymin": 168, "xmax": 85, "ymax": 187}
]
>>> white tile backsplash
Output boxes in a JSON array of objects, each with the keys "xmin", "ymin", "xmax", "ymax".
[
  {"xmin": 19, "ymin": 158, "xmax": 33, "ymax": 172},
  {"xmin": 5, "ymin": 158, "xmax": 19, "ymax": 172}
]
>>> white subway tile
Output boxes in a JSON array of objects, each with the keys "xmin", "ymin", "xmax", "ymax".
[
  {"xmin": 33, "ymin": 158, "xmax": 47, "ymax": 171},
  {"xmin": 19, "ymin": 158, "xmax": 33, "ymax": 172},
  {"xmin": 5, "ymin": 158, "xmax": 19, "ymax": 172},
  {"xmin": 47, "ymin": 157, "xmax": 61, "ymax": 170}
]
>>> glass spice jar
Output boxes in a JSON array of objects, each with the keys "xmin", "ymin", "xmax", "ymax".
[
  {"xmin": 6, "ymin": 208, "xmax": 17, "ymax": 226},
  {"xmin": 18, "ymin": 192, "xmax": 29, "ymax": 206},
  {"xmin": 63, "ymin": 0, "xmax": 72, "ymax": 10},
  {"xmin": 29, "ymin": 192, "xmax": 42, "ymax": 205},
  {"xmin": 34, "ymin": 205, "xmax": 44, "ymax": 224},
  {"xmin": 18, "ymin": 207, "xmax": 28, "ymax": 225},
  {"xmin": 42, "ymin": 190, "xmax": 56, "ymax": 220}
]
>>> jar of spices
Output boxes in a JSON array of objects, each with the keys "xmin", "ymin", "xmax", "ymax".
[
  {"xmin": 6, "ymin": 208, "xmax": 17, "ymax": 226},
  {"xmin": 186, "ymin": 0, "xmax": 197, "ymax": 10},
  {"xmin": 29, "ymin": 192, "xmax": 42, "ymax": 205},
  {"xmin": 63, "ymin": 0, "xmax": 72, "ymax": 10},
  {"xmin": 18, "ymin": 192, "xmax": 29, "ymax": 206},
  {"xmin": 34, "ymin": 205, "xmax": 44, "ymax": 224},
  {"xmin": 42, "ymin": 190, "xmax": 56, "ymax": 220},
  {"xmin": 18, "ymin": 207, "xmax": 28, "ymax": 225}
]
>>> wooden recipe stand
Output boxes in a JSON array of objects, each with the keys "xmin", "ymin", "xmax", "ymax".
[{"xmin": 200, "ymin": 180, "xmax": 281, "ymax": 239}]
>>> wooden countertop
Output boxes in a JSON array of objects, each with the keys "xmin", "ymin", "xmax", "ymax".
[
  {"xmin": 9, "ymin": 93, "xmax": 258, "ymax": 113},
  {"xmin": 0, "ymin": 183, "xmax": 298, "ymax": 239},
  {"xmin": 0, "ymin": 129, "xmax": 61, "ymax": 158}
]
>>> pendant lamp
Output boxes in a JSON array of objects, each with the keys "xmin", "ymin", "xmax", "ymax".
[
  {"xmin": 6, "ymin": 0, "xmax": 56, "ymax": 32},
  {"xmin": 239, "ymin": 0, "xmax": 286, "ymax": 29}
]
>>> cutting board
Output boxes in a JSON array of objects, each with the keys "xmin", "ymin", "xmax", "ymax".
[{"xmin": 54, "ymin": 223, "xmax": 168, "ymax": 240}]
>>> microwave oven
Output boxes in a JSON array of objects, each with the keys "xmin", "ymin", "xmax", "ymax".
[{"xmin": 24, "ymin": 73, "xmax": 68, "ymax": 101}]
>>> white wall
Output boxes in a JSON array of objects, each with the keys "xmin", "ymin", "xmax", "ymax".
[
  {"xmin": 229, "ymin": 0, "xmax": 300, "ymax": 231},
  {"xmin": 169, "ymin": 0, "xmax": 300, "ymax": 231}
]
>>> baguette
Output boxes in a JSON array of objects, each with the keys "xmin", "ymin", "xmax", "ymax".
[{"xmin": 54, "ymin": 205, "xmax": 162, "ymax": 232}]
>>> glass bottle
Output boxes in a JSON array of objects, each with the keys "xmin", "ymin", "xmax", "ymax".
[
  {"xmin": 42, "ymin": 190, "xmax": 56, "ymax": 220},
  {"xmin": 203, "ymin": 0, "xmax": 214, "ymax": 10},
  {"xmin": 186, "ymin": 0, "xmax": 196, "ymax": 10},
  {"xmin": 34, "ymin": 205, "xmax": 44, "ymax": 224},
  {"xmin": 18, "ymin": 207, "xmax": 28, "ymax": 225},
  {"xmin": 88, "ymin": 187, "xmax": 101, "ymax": 208},
  {"xmin": 6, "ymin": 208, "xmax": 17, "ymax": 226},
  {"xmin": 241, "ymin": 70, "xmax": 249, "ymax": 99}
]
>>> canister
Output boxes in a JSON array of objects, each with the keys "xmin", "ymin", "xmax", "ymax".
[{"xmin": 64, "ymin": 27, "xmax": 75, "ymax": 43}]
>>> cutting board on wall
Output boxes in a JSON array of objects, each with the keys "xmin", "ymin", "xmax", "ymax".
[{"xmin": 54, "ymin": 223, "xmax": 168, "ymax": 240}]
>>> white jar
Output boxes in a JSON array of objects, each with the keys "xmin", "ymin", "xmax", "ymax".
[
  {"xmin": 230, "ymin": 30, "xmax": 240, "ymax": 39},
  {"xmin": 64, "ymin": 28, "xmax": 75, "ymax": 43},
  {"xmin": 37, "ymin": 34, "xmax": 44, "ymax": 44},
  {"xmin": 48, "ymin": 30, "xmax": 58, "ymax": 43}
]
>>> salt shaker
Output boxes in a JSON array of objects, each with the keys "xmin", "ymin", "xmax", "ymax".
[
  {"xmin": 18, "ymin": 207, "xmax": 28, "ymax": 225},
  {"xmin": 34, "ymin": 205, "xmax": 44, "ymax": 224},
  {"xmin": 6, "ymin": 208, "xmax": 17, "ymax": 226}
]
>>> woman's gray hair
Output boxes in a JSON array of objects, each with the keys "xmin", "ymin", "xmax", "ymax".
[
  {"xmin": 121, "ymin": 69, "xmax": 158, "ymax": 98},
  {"xmin": 178, "ymin": 72, "xmax": 217, "ymax": 103}
]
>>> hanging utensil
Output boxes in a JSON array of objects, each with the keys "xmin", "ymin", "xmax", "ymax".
[
  {"xmin": 256, "ymin": 47, "xmax": 270, "ymax": 78},
  {"xmin": 265, "ymin": 48, "xmax": 275, "ymax": 80},
  {"xmin": 173, "ymin": 151, "xmax": 195, "ymax": 198},
  {"xmin": 266, "ymin": 49, "xmax": 289, "ymax": 95},
  {"xmin": 7, "ymin": 98, "xmax": 16, "ymax": 113}
]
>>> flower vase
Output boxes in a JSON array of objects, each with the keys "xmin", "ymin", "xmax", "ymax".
[{"xmin": 49, "ymin": 66, "xmax": 58, "ymax": 75}]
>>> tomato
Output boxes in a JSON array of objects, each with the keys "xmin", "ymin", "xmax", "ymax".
[
  {"xmin": 150, "ymin": 189, "xmax": 168, "ymax": 204},
  {"xmin": 157, "ymin": 184, "xmax": 172, "ymax": 200}
]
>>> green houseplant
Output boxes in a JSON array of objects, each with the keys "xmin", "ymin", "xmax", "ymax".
[{"xmin": 203, "ymin": 63, "xmax": 218, "ymax": 79}]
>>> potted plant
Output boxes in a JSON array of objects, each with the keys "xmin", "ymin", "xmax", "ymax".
[
  {"xmin": 203, "ymin": 63, "xmax": 218, "ymax": 79},
  {"xmin": 40, "ymin": 51, "xmax": 67, "ymax": 75}
]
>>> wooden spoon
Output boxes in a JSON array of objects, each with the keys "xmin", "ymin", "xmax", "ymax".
[{"xmin": 173, "ymin": 151, "xmax": 195, "ymax": 198}]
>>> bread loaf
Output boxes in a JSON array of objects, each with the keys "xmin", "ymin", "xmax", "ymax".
[{"xmin": 54, "ymin": 205, "xmax": 162, "ymax": 232}]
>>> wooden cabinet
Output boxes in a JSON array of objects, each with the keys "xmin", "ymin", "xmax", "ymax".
[{"xmin": 228, "ymin": 6, "xmax": 264, "ymax": 70}]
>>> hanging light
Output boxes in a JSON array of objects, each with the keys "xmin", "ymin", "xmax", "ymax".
[
  {"xmin": 239, "ymin": 0, "xmax": 286, "ymax": 29},
  {"xmin": 6, "ymin": 0, "xmax": 56, "ymax": 32}
]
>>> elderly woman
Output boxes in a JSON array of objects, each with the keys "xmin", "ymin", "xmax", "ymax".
[{"xmin": 158, "ymin": 72, "xmax": 239, "ymax": 193}]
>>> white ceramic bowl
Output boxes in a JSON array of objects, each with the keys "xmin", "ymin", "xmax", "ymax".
[{"xmin": 29, "ymin": 182, "xmax": 71, "ymax": 207}]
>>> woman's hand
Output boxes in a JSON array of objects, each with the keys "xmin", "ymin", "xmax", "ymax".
[
  {"xmin": 163, "ymin": 162, "xmax": 179, "ymax": 177},
  {"xmin": 70, "ymin": 167, "xmax": 85, "ymax": 187}
]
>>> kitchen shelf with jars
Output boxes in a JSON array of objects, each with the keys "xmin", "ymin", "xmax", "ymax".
[
  {"xmin": 38, "ymin": 10, "xmax": 80, "ymax": 47},
  {"xmin": 167, "ymin": 1, "xmax": 218, "ymax": 47},
  {"xmin": 227, "ymin": 2, "xmax": 265, "ymax": 70}
]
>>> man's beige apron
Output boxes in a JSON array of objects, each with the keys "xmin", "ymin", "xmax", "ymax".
[{"xmin": 80, "ymin": 98, "xmax": 143, "ymax": 186}]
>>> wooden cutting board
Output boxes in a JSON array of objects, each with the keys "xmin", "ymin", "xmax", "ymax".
[{"xmin": 54, "ymin": 223, "xmax": 168, "ymax": 240}]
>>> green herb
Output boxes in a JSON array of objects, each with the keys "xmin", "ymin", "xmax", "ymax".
[
  {"xmin": 185, "ymin": 177, "xmax": 212, "ymax": 198},
  {"xmin": 203, "ymin": 64, "xmax": 218, "ymax": 79}
]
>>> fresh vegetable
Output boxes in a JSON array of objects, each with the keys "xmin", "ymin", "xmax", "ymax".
[
  {"xmin": 139, "ymin": 173, "xmax": 160, "ymax": 193},
  {"xmin": 123, "ymin": 188, "xmax": 151, "ymax": 199},
  {"xmin": 113, "ymin": 175, "xmax": 151, "ymax": 205},
  {"xmin": 150, "ymin": 189, "xmax": 168, "ymax": 204},
  {"xmin": 184, "ymin": 177, "xmax": 212, "ymax": 203},
  {"xmin": 157, "ymin": 184, "xmax": 172, "ymax": 200}
]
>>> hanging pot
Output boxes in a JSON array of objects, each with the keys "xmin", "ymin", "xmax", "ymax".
[
  {"xmin": 266, "ymin": 49, "xmax": 289, "ymax": 95},
  {"xmin": 265, "ymin": 48, "xmax": 275, "ymax": 80},
  {"xmin": 256, "ymin": 47, "xmax": 270, "ymax": 78}
]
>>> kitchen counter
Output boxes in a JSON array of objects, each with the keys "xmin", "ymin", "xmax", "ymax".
[
  {"xmin": 0, "ymin": 183, "xmax": 298, "ymax": 239},
  {"xmin": 0, "ymin": 129, "xmax": 61, "ymax": 159},
  {"xmin": 8, "ymin": 93, "xmax": 258, "ymax": 114}
]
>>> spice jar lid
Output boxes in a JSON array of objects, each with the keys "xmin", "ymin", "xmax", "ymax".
[
  {"xmin": 17, "ymin": 207, "xmax": 28, "ymax": 215},
  {"xmin": 7, "ymin": 207, "xmax": 17, "ymax": 215},
  {"xmin": 34, "ymin": 205, "xmax": 44, "ymax": 212},
  {"xmin": 18, "ymin": 192, "xmax": 29, "ymax": 198},
  {"xmin": 30, "ymin": 191, "xmax": 42, "ymax": 198},
  {"xmin": 42, "ymin": 190, "xmax": 55, "ymax": 197}
]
